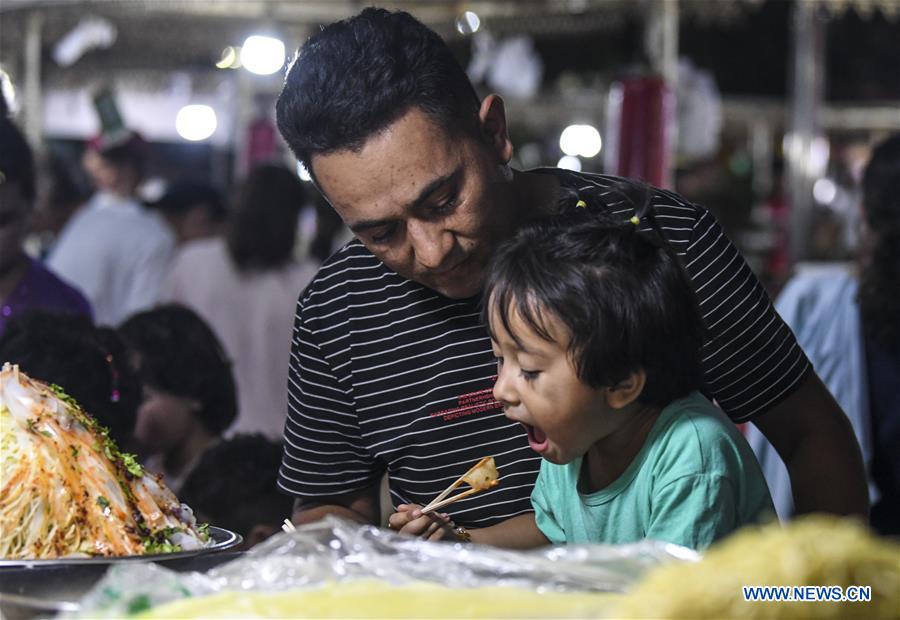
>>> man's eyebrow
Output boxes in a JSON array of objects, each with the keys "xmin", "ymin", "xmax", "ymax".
[{"xmin": 346, "ymin": 168, "xmax": 462, "ymax": 233}]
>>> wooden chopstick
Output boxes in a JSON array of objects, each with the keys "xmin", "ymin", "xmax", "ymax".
[
  {"xmin": 421, "ymin": 457, "xmax": 493, "ymax": 513},
  {"xmin": 420, "ymin": 486, "xmax": 483, "ymax": 515},
  {"xmin": 421, "ymin": 471, "xmax": 470, "ymax": 513}
]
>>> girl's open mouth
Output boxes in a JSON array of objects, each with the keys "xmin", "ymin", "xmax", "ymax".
[{"xmin": 522, "ymin": 422, "xmax": 549, "ymax": 454}]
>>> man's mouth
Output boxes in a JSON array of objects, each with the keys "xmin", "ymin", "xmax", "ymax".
[{"xmin": 521, "ymin": 422, "xmax": 549, "ymax": 454}]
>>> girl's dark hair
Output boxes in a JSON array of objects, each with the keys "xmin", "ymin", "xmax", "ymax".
[
  {"xmin": 859, "ymin": 133, "xmax": 900, "ymax": 351},
  {"xmin": 276, "ymin": 8, "xmax": 481, "ymax": 171},
  {"xmin": 225, "ymin": 164, "xmax": 305, "ymax": 271},
  {"xmin": 0, "ymin": 311, "xmax": 140, "ymax": 445},
  {"xmin": 483, "ymin": 198, "xmax": 705, "ymax": 408},
  {"xmin": 118, "ymin": 305, "xmax": 237, "ymax": 435}
]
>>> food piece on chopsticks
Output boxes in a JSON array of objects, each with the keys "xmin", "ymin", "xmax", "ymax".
[
  {"xmin": 461, "ymin": 456, "xmax": 500, "ymax": 491},
  {"xmin": 421, "ymin": 457, "xmax": 500, "ymax": 515},
  {"xmin": 0, "ymin": 363, "xmax": 210, "ymax": 559}
]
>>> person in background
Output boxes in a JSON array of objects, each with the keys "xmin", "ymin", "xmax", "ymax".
[
  {"xmin": 150, "ymin": 180, "xmax": 227, "ymax": 246},
  {"xmin": 160, "ymin": 164, "xmax": 317, "ymax": 440},
  {"xmin": 274, "ymin": 8, "xmax": 865, "ymax": 540},
  {"xmin": 0, "ymin": 310, "xmax": 140, "ymax": 447},
  {"xmin": 395, "ymin": 206, "xmax": 773, "ymax": 550},
  {"xmin": 179, "ymin": 433, "xmax": 294, "ymax": 550},
  {"xmin": 0, "ymin": 101, "xmax": 92, "ymax": 338},
  {"xmin": 47, "ymin": 131, "xmax": 175, "ymax": 326},
  {"xmin": 748, "ymin": 134, "xmax": 900, "ymax": 536},
  {"xmin": 118, "ymin": 304, "xmax": 237, "ymax": 492}
]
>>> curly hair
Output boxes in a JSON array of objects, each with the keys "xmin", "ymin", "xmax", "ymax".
[
  {"xmin": 118, "ymin": 305, "xmax": 237, "ymax": 435},
  {"xmin": 0, "ymin": 311, "xmax": 140, "ymax": 445},
  {"xmin": 179, "ymin": 434, "xmax": 292, "ymax": 540},
  {"xmin": 859, "ymin": 134, "xmax": 900, "ymax": 351}
]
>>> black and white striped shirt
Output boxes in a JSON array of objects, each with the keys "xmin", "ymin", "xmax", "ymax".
[{"xmin": 278, "ymin": 170, "xmax": 810, "ymax": 527}]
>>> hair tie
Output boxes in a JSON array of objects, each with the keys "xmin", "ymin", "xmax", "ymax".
[{"xmin": 630, "ymin": 215, "xmax": 640, "ymax": 226}]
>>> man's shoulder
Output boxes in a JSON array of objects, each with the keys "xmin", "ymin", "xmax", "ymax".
[
  {"xmin": 306, "ymin": 239, "xmax": 386, "ymax": 287},
  {"xmin": 297, "ymin": 239, "xmax": 399, "ymax": 315},
  {"xmin": 543, "ymin": 169, "xmax": 700, "ymax": 213}
]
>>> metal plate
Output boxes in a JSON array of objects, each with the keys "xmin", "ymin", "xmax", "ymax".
[
  {"xmin": 0, "ymin": 528, "xmax": 242, "ymax": 619},
  {"xmin": 0, "ymin": 526, "xmax": 241, "ymax": 567}
]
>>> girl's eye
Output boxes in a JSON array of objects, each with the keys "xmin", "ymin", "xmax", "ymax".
[{"xmin": 520, "ymin": 369, "xmax": 540, "ymax": 382}]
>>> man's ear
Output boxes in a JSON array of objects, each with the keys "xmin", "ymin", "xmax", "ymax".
[
  {"xmin": 477, "ymin": 94, "xmax": 513, "ymax": 165},
  {"xmin": 604, "ymin": 370, "xmax": 646, "ymax": 410}
]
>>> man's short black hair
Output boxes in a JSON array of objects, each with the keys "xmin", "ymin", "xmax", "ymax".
[
  {"xmin": 276, "ymin": 7, "xmax": 481, "ymax": 171},
  {"xmin": 118, "ymin": 305, "xmax": 237, "ymax": 436},
  {"xmin": 179, "ymin": 434, "xmax": 293, "ymax": 541},
  {"xmin": 483, "ymin": 211, "xmax": 706, "ymax": 408}
]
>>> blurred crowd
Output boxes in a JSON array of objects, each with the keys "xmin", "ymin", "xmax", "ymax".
[{"xmin": 0, "ymin": 95, "xmax": 331, "ymax": 549}]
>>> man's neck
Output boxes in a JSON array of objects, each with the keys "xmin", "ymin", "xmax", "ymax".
[{"xmin": 511, "ymin": 168, "xmax": 562, "ymax": 221}]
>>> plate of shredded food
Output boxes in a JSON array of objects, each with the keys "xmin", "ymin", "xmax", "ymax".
[{"xmin": 0, "ymin": 363, "xmax": 241, "ymax": 565}]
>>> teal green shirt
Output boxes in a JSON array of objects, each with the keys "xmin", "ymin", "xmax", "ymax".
[{"xmin": 532, "ymin": 392, "xmax": 774, "ymax": 550}]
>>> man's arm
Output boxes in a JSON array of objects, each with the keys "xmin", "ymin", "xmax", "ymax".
[
  {"xmin": 291, "ymin": 482, "xmax": 381, "ymax": 526},
  {"xmin": 751, "ymin": 372, "xmax": 869, "ymax": 517}
]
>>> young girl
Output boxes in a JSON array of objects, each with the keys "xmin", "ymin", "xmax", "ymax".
[{"xmin": 481, "ymin": 204, "xmax": 774, "ymax": 550}]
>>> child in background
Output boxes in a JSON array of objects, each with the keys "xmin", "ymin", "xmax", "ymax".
[
  {"xmin": 482, "ymin": 197, "xmax": 774, "ymax": 550},
  {"xmin": 118, "ymin": 304, "xmax": 237, "ymax": 492},
  {"xmin": 179, "ymin": 434, "xmax": 294, "ymax": 550}
]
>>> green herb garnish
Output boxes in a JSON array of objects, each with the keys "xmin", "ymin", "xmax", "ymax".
[
  {"xmin": 97, "ymin": 496, "xmax": 110, "ymax": 509},
  {"xmin": 120, "ymin": 452, "xmax": 144, "ymax": 477}
]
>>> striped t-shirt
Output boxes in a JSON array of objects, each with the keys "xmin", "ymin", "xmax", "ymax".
[{"xmin": 278, "ymin": 169, "xmax": 810, "ymax": 528}]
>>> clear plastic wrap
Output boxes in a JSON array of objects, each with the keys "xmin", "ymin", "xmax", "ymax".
[{"xmin": 70, "ymin": 516, "xmax": 698, "ymax": 618}]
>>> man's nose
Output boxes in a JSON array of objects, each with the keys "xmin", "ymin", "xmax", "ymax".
[{"xmin": 407, "ymin": 220, "xmax": 453, "ymax": 270}]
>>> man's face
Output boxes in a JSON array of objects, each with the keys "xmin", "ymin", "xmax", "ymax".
[{"xmin": 310, "ymin": 107, "xmax": 516, "ymax": 299}]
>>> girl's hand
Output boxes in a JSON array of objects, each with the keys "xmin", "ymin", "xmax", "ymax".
[{"xmin": 388, "ymin": 504, "xmax": 456, "ymax": 541}]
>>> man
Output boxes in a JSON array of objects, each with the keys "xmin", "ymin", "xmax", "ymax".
[{"xmin": 275, "ymin": 8, "xmax": 867, "ymax": 545}]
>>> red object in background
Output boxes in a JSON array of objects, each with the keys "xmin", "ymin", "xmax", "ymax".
[
  {"xmin": 241, "ymin": 116, "xmax": 279, "ymax": 175},
  {"xmin": 605, "ymin": 76, "xmax": 674, "ymax": 189}
]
